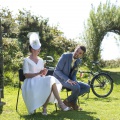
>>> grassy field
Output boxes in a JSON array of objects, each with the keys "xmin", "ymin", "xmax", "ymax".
[{"xmin": 0, "ymin": 68, "xmax": 120, "ymax": 120}]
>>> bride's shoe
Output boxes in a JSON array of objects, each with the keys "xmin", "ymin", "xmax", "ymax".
[
  {"xmin": 58, "ymin": 103, "xmax": 70, "ymax": 111},
  {"xmin": 42, "ymin": 107, "xmax": 47, "ymax": 115}
]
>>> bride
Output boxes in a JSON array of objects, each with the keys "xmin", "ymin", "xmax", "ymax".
[{"xmin": 22, "ymin": 32, "xmax": 70, "ymax": 115}]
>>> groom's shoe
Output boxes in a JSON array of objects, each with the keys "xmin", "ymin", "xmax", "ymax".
[
  {"xmin": 63, "ymin": 99, "xmax": 71, "ymax": 107},
  {"xmin": 70, "ymin": 103, "xmax": 82, "ymax": 111},
  {"xmin": 63, "ymin": 99, "xmax": 82, "ymax": 111}
]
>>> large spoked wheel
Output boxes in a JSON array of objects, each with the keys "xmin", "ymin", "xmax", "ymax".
[{"xmin": 91, "ymin": 72, "xmax": 113, "ymax": 97}]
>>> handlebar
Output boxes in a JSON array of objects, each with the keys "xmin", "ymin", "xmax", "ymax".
[
  {"xmin": 90, "ymin": 61, "xmax": 99, "ymax": 65},
  {"xmin": 79, "ymin": 61, "xmax": 101, "ymax": 76}
]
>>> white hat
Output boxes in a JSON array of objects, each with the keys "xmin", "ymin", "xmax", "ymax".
[{"xmin": 27, "ymin": 32, "xmax": 41, "ymax": 50}]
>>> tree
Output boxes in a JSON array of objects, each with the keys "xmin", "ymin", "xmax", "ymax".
[
  {"xmin": 82, "ymin": 1, "xmax": 120, "ymax": 61},
  {"xmin": 17, "ymin": 9, "xmax": 70, "ymax": 58},
  {"xmin": 0, "ymin": 7, "xmax": 18, "ymax": 38},
  {"xmin": 17, "ymin": 9, "xmax": 42, "ymax": 55}
]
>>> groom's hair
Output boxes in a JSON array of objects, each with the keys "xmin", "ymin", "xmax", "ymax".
[
  {"xmin": 75, "ymin": 45, "xmax": 86, "ymax": 53},
  {"xmin": 80, "ymin": 46, "xmax": 86, "ymax": 53}
]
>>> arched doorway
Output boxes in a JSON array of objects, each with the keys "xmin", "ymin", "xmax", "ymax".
[
  {"xmin": 101, "ymin": 32, "xmax": 120, "ymax": 60},
  {"xmin": 82, "ymin": 1, "xmax": 120, "ymax": 61}
]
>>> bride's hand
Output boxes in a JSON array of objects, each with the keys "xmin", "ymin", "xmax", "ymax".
[
  {"xmin": 40, "ymin": 68, "xmax": 48, "ymax": 76},
  {"xmin": 43, "ymin": 68, "xmax": 48, "ymax": 75}
]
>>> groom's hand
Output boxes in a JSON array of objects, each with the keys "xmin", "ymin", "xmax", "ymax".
[{"xmin": 67, "ymin": 80, "xmax": 77, "ymax": 86}]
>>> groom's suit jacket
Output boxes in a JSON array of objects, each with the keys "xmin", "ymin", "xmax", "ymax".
[{"xmin": 53, "ymin": 52, "xmax": 82, "ymax": 84}]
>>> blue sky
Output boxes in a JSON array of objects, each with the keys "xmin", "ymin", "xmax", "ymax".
[{"xmin": 0, "ymin": 0, "xmax": 120, "ymax": 60}]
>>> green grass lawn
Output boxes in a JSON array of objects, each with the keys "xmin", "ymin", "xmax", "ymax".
[{"xmin": 0, "ymin": 68, "xmax": 120, "ymax": 120}]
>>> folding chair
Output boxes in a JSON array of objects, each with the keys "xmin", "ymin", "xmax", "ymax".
[
  {"xmin": 16, "ymin": 68, "xmax": 25, "ymax": 111},
  {"xmin": 16, "ymin": 68, "xmax": 58, "ymax": 112}
]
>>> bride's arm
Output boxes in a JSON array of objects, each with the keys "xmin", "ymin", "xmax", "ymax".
[{"xmin": 24, "ymin": 71, "xmax": 42, "ymax": 78}]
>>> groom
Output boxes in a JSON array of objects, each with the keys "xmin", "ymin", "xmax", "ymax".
[{"xmin": 53, "ymin": 45, "xmax": 90, "ymax": 110}]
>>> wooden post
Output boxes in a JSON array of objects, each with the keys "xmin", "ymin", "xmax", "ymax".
[
  {"xmin": 0, "ymin": 88, "xmax": 2, "ymax": 102},
  {"xmin": 0, "ymin": 17, "xmax": 5, "ymax": 106}
]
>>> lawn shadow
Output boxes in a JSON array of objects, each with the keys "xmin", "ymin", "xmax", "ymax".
[
  {"xmin": 0, "ymin": 102, "xmax": 6, "ymax": 114},
  {"xmin": 103, "ymin": 70, "xmax": 120, "ymax": 85},
  {"xmin": 86, "ymin": 96, "xmax": 119, "ymax": 102},
  {"xmin": 19, "ymin": 110, "xmax": 98, "ymax": 120},
  {"xmin": 0, "ymin": 105, "xmax": 3, "ymax": 114}
]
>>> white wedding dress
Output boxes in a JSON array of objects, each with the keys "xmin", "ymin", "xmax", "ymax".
[{"xmin": 21, "ymin": 57, "xmax": 62, "ymax": 114}]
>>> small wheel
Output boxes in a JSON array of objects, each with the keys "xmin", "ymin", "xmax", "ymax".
[{"xmin": 91, "ymin": 72, "xmax": 113, "ymax": 97}]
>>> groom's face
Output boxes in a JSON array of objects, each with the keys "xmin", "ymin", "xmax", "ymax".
[{"xmin": 73, "ymin": 48, "xmax": 84, "ymax": 59}]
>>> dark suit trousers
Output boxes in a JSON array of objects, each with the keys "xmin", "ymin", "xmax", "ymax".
[{"xmin": 62, "ymin": 81, "xmax": 90, "ymax": 104}]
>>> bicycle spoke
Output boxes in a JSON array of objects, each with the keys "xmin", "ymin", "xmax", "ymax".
[{"xmin": 91, "ymin": 73, "xmax": 113, "ymax": 97}]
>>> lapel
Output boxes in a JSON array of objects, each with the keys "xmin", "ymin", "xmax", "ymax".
[
  {"xmin": 68, "ymin": 53, "xmax": 73, "ymax": 73},
  {"xmin": 73, "ymin": 60, "xmax": 76, "ymax": 67},
  {"xmin": 69, "ymin": 53, "xmax": 77, "ymax": 74},
  {"xmin": 72, "ymin": 60, "xmax": 77, "ymax": 71},
  {"xmin": 71, "ymin": 58, "xmax": 81, "ymax": 73},
  {"xmin": 68, "ymin": 53, "xmax": 81, "ymax": 75}
]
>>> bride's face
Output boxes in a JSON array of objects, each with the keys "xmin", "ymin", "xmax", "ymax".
[{"xmin": 32, "ymin": 48, "xmax": 41, "ymax": 55}]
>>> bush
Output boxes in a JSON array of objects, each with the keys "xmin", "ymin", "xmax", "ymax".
[
  {"xmin": 3, "ymin": 38, "xmax": 24, "ymax": 85},
  {"xmin": 99, "ymin": 59, "xmax": 120, "ymax": 68}
]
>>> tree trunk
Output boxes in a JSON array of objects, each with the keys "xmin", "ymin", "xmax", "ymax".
[{"xmin": 0, "ymin": 18, "xmax": 4, "ymax": 98}]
